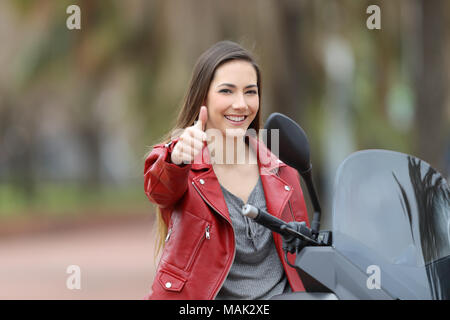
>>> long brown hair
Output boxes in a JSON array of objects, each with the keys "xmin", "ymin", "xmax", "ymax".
[{"xmin": 153, "ymin": 40, "xmax": 263, "ymax": 257}]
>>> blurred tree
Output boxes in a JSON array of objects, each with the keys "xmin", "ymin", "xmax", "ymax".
[
  {"xmin": 0, "ymin": 0, "xmax": 448, "ymax": 216},
  {"xmin": 414, "ymin": 0, "xmax": 448, "ymax": 173},
  {"xmin": 272, "ymin": 0, "xmax": 317, "ymax": 121}
]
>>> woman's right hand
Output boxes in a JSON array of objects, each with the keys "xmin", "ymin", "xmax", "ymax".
[{"xmin": 171, "ymin": 106, "xmax": 208, "ymax": 165}]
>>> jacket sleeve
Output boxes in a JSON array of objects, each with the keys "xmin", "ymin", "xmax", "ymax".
[{"xmin": 144, "ymin": 140, "xmax": 191, "ymax": 209}]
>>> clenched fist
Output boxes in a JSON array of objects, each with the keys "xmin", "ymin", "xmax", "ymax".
[{"xmin": 171, "ymin": 106, "xmax": 208, "ymax": 165}]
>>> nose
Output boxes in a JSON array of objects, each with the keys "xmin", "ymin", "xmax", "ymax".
[{"xmin": 231, "ymin": 93, "xmax": 247, "ymax": 110}]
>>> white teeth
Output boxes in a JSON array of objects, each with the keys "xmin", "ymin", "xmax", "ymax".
[{"xmin": 225, "ymin": 115, "xmax": 246, "ymax": 122}]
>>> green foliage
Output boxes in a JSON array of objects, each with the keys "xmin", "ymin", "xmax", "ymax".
[
  {"xmin": 1, "ymin": 0, "xmax": 448, "ymax": 222},
  {"xmin": 0, "ymin": 183, "xmax": 150, "ymax": 218}
]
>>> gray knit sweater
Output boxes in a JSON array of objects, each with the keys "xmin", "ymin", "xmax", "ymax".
[{"xmin": 215, "ymin": 176, "xmax": 291, "ymax": 300}]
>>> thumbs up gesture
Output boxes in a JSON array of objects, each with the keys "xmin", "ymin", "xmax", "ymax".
[{"xmin": 171, "ymin": 106, "xmax": 208, "ymax": 165}]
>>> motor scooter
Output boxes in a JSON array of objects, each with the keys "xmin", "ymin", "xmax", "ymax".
[{"xmin": 242, "ymin": 113, "xmax": 450, "ymax": 300}]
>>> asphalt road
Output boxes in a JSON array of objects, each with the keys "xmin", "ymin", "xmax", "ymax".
[{"xmin": 0, "ymin": 215, "xmax": 157, "ymax": 300}]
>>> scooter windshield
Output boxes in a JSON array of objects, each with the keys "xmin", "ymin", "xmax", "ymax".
[{"xmin": 332, "ymin": 150, "xmax": 450, "ymax": 300}]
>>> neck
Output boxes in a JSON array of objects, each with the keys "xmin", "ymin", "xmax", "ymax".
[{"xmin": 211, "ymin": 135, "xmax": 256, "ymax": 166}]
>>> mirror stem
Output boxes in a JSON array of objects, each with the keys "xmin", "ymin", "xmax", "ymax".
[{"xmin": 300, "ymin": 166, "xmax": 321, "ymax": 238}]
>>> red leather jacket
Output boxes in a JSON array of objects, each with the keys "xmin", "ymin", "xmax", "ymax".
[{"xmin": 144, "ymin": 136, "xmax": 310, "ymax": 299}]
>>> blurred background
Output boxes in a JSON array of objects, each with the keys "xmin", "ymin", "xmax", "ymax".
[{"xmin": 0, "ymin": 0, "xmax": 449, "ymax": 299}]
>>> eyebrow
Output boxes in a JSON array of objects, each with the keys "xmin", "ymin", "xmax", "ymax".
[{"xmin": 217, "ymin": 83, "xmax": 258, "ymax": 89}]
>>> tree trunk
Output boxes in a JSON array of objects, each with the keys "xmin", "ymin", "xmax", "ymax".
[{"xmin": 415, "ymin": 0, "xmax": 448, "ymax": 173}]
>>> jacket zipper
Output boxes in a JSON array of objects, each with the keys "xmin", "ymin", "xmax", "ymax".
[
  {"xmin": 185, "ymin": 223, "xmax": 210, "ymax": 272},
  {"xmin": 165, "ymin": 227, "xmax": 172, "ymax": 242},
  {"xmin": 167, "ymin": 224, "xmax": 209, "ymax": 242},
  {"xmin": 191, "ymin": 181, "xmax": 236, "ymax": 299},
  {"xmin": 205, "ymin": 224, "xmax": 210, "ymax": 239}
]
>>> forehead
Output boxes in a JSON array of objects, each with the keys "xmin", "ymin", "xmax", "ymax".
[{"xmin": 211, "ymin": 60, "xmax": 257, "ymax": 86}]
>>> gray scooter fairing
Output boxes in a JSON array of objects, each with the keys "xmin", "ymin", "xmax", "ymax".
[
  {"xmin": 331, "ymin": 150, "xmax": 449, "ymax": 299},
  {"xmin": 271, "ymin": 150, "xmax": 450, "ymax": 300},
  {"xmin": 263, "ymin": 113, "xmax": 450, "ymax": 300}
]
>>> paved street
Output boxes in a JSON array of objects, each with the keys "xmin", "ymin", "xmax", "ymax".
[{"xmin": 0, "ymin": 215, "xmax": 157, "ymax": 300}]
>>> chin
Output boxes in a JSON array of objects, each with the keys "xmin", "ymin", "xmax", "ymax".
[{"xmin": 224, "ymin": 127, "xmax": 247, "ymax": 137}]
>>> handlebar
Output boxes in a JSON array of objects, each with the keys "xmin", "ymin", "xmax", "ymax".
[{"xmin": 241, "ymin": 204, "xmax": 320, "ymax": 246}]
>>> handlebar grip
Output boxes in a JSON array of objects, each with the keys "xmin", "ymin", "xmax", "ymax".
[{"xmin": 242, "ymin": 204, "xmax": 292, "ymax": 237}]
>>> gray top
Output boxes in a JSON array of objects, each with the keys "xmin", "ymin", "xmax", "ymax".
[{"xmin": 215, "ymin": 176, "xmax": 291, "ymax": 300}]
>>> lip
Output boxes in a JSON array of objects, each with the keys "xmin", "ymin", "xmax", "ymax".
[{"xmin": 224, "ymin": 115, "xmax": 248, "ymax": 125}]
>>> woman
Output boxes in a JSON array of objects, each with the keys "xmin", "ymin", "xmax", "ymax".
[{"xmin": 144, "ymin": 40, "xmax": 310, "ymax": 299}]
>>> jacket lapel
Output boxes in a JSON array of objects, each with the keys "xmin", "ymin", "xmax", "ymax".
[
  {"xmin": 248, "ymin": 136, "xmax": 294, "ymax": 219},
  {"xmin": 191, "ymin": 142, "xmax": 232, "ymax": 222}
]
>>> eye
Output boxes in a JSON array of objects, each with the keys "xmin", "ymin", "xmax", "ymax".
[
  {"xmin": 219, "ymin": 88, "xmax": 232, "ymax": 94},
  {"xmin": 246, "ymin": 90, "xmax": 258, "ymax": 95}
]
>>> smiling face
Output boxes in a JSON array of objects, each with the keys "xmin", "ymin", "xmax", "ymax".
[{"xmin": 204, "ymin": 60, "xmax": 259, "ymax": 137}]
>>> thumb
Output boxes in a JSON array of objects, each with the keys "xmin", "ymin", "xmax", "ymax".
[{"xmin": 195, "ymin": 106, "xmax": 208, "ymax": 131}]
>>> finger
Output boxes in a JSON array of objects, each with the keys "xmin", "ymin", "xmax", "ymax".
[
  {"xmin": 187, "ymin": 126, "xmax": 207, "ymax": 142},
  {"xmin": 179, "ymin": 142, "xmax": 202, "ymax": 159},
  {"xmin": 174, "ymin": 139, "xmax": 194, "ymax": 161},
  {"xmin": 171, "ymin": 149, "xmax": 184, "ymax": 165},
  {"xmin": 179, "ymin": 151, "xmax": 195, "ymax": 164},
  {"xmin": 198, "ymin": 106, "xmax": 208, "ymax": 126},
  {"xmin": 173, "ymin": 146, "xmax": 196, "ymax": 164},
  {"xmin": 172, "ymin": 157, "xmax": 183, "ymax": 165},
  {"xmin": 194, "ymin": 106, "xmax": 208, "ymax": 132},
  {"xmin": 182, "ymin": 134, "xmax": 204, "ymax": 151}
]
